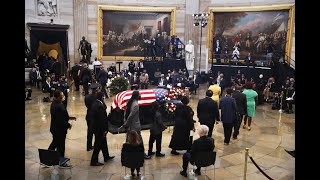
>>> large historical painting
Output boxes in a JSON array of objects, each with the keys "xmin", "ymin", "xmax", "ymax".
[
  {"xmin": 98, "ymin": 6, "xmax": 176, "ymax": 60},
  {"xmin": 36, "ymin": 0, "xmax": 58, "ymax": 17},
  {"xmin": 207, "ymin": 4, "xmax": 295, "ymax": 64}
]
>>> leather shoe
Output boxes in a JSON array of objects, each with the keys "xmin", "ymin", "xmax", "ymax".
[
  {"xmin": 144, "ymin": 155, "xmax": 151, "ymax": 159},
  {"xmin": 171, "ymin": 150, "xmax": 179, "ymax": 155},
  {"xmin": 87, "ymin": 147, "xmax": 93, "ymax": 151},
  {"xmin": 180, "ymin": 170, "xmax": 187, "ymax": 177},
  {"xmin": 90, "ymin": 162, "xmax": 104, "ymax": 166},
  {"xmin": 104, "ymin": 156, "xmax": 115, "ymax": 161},
  {"xmin": 148, "ymin": 152, "xmax": 155, "ymax": 156},
  {"xmin": 195, "ymin": 169, "xmax": 201, "ymax": 175},
  {"xmin": 156, "ymin": 153, "xmax": 165, "ymax": 157}
]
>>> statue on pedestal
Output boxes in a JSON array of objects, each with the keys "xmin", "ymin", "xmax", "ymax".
[
  {"xmin": 78, "ymin": 36, "xmax": 90, "ymax": 63},
  {"xmin": 185, "ymin": 40, "xmax": 195, "ymax": 74}
]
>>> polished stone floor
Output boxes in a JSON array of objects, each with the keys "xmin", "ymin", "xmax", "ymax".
[{"xmin": 25, "ymin": 84, "xmax": 295, "ymax": 180}]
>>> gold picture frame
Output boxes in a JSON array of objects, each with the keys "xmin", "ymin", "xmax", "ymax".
[
  {"xmin": 207, "ymin": 4, "xmax": 295, "ymax": 64},
  {"xmin": 97, "ymin": 5, "xmax": 176, "ymax": 61}
]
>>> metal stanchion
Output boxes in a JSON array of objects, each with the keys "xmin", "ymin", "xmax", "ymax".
[
  {"xmin": 244, "ymin": 148, "xmax": 249, "ymax": 180},
  {"xmin": 279, "ymin": 90, "xmax": 284, "ymax": 113}
]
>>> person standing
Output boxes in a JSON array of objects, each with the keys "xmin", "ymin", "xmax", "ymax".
[
  {"xmin": 148, "ymin": 102, "xmax": 167, "ymax": 157},
  {"xmin": 208, "ymin": 80, "xmax": 221, "ymax": 104},
  {"xmin": 169, "ymin": 96, "xmax": 194, "ymax": 155},
  {"xmin": 71, "ymin": 63, "xmax": 81, "ymax": 91},
  {"xmin": 232, "ymin": 87, "xmax": 247, "ymax": 139},
  {"xmin": 219, "ymin": 88, "xmax": 237, "ymax": 145},
  {"xmin": 242, "ymin": 82, "xmax": 258, "ymax": 130},
  {"xmin": 48, "ymin": 90, "xmax": 76, "ymax": 167},
  {"xmin": 97, "ymin": 66, "xmax": 109, "ymax": 98},
  {"xmin": 90, "ymin": 92, "xmax": 115, "ymax": 166},
  {"xmin": 84, "ymin": 83, "xmax": 100, "ymax": 151},
  {"xmin": 123, "ymin": 91, "xmax": 151, "ymax": 159},
  {"xmin": 197, "ymin": 90, "xmax": 220, "ymax": 138},
  {"xmin": 80, "ymin": 63, "xmax": 92, "ymax": 96}
]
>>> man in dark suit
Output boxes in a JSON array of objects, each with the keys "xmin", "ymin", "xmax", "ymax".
[
  {"xmin": 197, "ymin": 90, "xmax": 220, "ymax": 137},
  {"xmin": 232, "ymin": 87, "xmax": 247, "ymax": 139},
  {"xmin": 48, "ymin": 90, "xmax": 76, "ymax": 168},
  {"xmin": 97, "ymin": 66, "xmax": 109, "ymax": 98},
  {"xmin": 158, "ymin": 74, "xmax": 168, "ymax": 89},
  {"xmin": 180, "ymin": 125, "xmax": 215, "ymax": 177},
  {"xmin": 71, "ymin": 63, "xmax": 81, "ymax": 91},
  {"xmin": 84, "ymin": 83, "xmax": 100, "ymax": 151},
  {"xmin": 219, "ymin": 88, "xmax": 237, "ymax": 145},
  {"xmin": 80, "ymin": 63, "xmax": 92, "ymax": 95},
  {"xmin": 90, "ymin": 92, "xmax": 115, "ymax": 166}
]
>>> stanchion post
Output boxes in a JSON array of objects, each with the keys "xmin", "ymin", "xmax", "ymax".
[
  {"xmin": 244, "ymin": 148, "xmax": 249, "ymax": 180},
  {"xmin": 279, "ymin": 90, "xmax": 283, "ymax": 113}
]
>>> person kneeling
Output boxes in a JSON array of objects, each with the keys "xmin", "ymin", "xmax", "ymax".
[{"xmin": 180, "ymin": 125, "xmax": 215, "ymax": 177}]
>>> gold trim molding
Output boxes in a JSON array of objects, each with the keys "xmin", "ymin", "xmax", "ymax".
[{"xmin": 97, "ymin": 5, "xmax": 176, "ymax": 61}]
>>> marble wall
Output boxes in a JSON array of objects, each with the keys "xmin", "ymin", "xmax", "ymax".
[
  {"xmin": 25, "ymin": 0, "xmax": 295, "ymax": 71},
  {"xmin": 25, "ymin": 0, "xmax": 75, "ymax": 64}
]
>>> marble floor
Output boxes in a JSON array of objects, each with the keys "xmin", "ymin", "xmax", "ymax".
[{"xmin": 25, "ymin": 84, "xmax": 295, "ymax": 180}]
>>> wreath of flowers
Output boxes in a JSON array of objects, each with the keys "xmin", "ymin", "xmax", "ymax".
[{"xmin": 164, "ymin": 87, "xmax": 186, "ymax": 114}]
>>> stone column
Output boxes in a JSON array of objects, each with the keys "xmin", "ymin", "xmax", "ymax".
[
  {"xmin": 73, "ymin": 0, "xmax": 88, "ymax": 65},
  {"xmin": 185, "ymin": 0, "xmax": 199, "ymax": 76}
]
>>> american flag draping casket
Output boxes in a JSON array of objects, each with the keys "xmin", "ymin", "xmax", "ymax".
[{"xmin": 111, "ymin": 88, "xmax": 168, "ymax": 110}]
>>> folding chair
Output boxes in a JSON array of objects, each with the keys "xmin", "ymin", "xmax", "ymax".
[
  {"xmin": 38, "ymin": 149, "xmax": 72, "ymax": 180},
  {"xmin": 120, "ymin": 151, "xmax": 145, "ymax": 180},
  {"xmin": 192, "ymin": 151, "xmax": 217, "ymax": 180}
]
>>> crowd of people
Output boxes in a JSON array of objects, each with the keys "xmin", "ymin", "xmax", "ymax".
[{"xmin": 26, "ymin": 56, "xmax": 295, "ymax": 178}]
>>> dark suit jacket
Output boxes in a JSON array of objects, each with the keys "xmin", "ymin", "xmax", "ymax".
[
  {"xmin": 130, "ymin": 76, "xmax": 140, "ymax": 86},
  {"xmin": 91, "ymin": 100, "xmax": 108, "ymax": 134},
  {"xmin": 190, "ymin": 136, "xmax": 215, "ymax": 160},
  {"xmin": 197, "ymin": 97, "xmax": 220, "ymax": 125},
  {"xmin": 219, "ymin": 96, "xmax": 237, "ymax": 124},
  {"xmin": 232, "ymin": 91, "xmax": 247, "ymax": 115},
  {"xmin": 97, "ymin": 69, "xmax": 108, "ymax": 85},
  {"xmin": 85, "ymin": 94, "xmax": 97, "ymax": 121},
  {"xmin": 157, "ymin": 78, "xmax": 168, "ymax": 87},
  {"xmin": 80, "ymin": 68, "xmax": 92, "ymax": 82},
  {"xmin": 50, "ymin": 100, "xmax": 71, "ymax": 135}
]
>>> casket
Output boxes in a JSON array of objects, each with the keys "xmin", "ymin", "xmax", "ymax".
[{"xmin": 108, "ymin": 89, "xmax": 181, "ymax": 134}]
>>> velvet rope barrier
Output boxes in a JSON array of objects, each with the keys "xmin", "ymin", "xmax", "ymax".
[{"xmin": 248, "ymin": 155, "xmax": 274, "ymax": 180}]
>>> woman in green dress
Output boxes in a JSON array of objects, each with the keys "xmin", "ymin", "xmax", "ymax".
[{"xmin": 242, "ymin": 82, "xmax": 258, "ymax": 130}]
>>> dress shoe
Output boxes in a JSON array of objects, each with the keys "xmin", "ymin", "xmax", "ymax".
[
  {"xmin": 180, "ymin": 170, "xmax": 187, "ymax": 177},
  {"xmin": 195, "ymin": 169, "xmax": 201, "ymax": 175},
  {"xmin": 285, "ymin": 150, "xmax": 295, "ymax": 158},
  {"xmin": 26, "ymin": 98, "xmax": 32, "ymax": 100},
  {"xmin": 233, "ymin": 136, "xmax": 238, "ymax": 140},
  {"xmin": 224, "ymin": 143, "xmax": 229, "ymax": 145},
  {"xmin": 87, "ymin": 147, "xmax": 93, "ymax": 151},
  {"xmin": 171, "ymin": 150, "xmax": 179, "ymax": 155},
  {"xmin": 144, "ymin": 155, "xmax": 151, "ymax": 159},
  {"xmin": 148, "ymin": 152, "xmax": 155, "ymax": 156},
  {"xmin": 156, "ymin": 153, "xmax": 165, "ymax": 157},
  {"xmin": 104, "ymin": 156, "xmax": 115, "ymax": 161},
  {"xmin": 90, "ymin": 162, "xmax": 104, "ymax": 166}
]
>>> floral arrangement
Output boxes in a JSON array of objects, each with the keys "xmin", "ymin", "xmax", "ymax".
[
  {"xmin": 163, "ymin": 87, "xmax": 186, "ymax": 115},
  {"xmin": 164, "ymin": 87, "xmax": 186, "ymax": 101}
]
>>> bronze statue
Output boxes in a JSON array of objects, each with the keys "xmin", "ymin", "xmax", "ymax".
[{"xmin": 78, "ymin": 36, "xmax": 90, "ymax": 63}]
